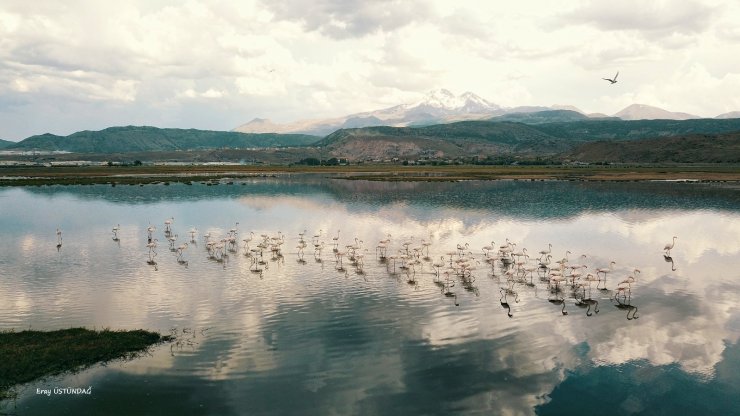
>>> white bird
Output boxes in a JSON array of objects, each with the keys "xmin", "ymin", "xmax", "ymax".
[
  {"xmin": 664, "ymin": 236, "xmax": 677, "ymax": 256},
  {"xmin": 482, "ymin": 241, "xmax": 495, "ymax": 257},
  {"xmin": 539, "ymin": 243, "xmax": 552, "ymax": 259},
  {"xmin": 176, "ymin": 242, "xmax": 188, "ymax": 263},
  {"xmin": 603, "ymin": 71, "xmax": 619, "ymax": 84},
  {"xmin": 596, "ymin": 261, "xmax": 616, "ymax": 279},
  {"xmin": 164, "ymin": 217, "xmax": 174, "ymax": 234}
]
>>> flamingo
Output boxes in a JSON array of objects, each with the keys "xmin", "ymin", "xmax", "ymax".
[
  {"xmin": 112, "ymin": 224, "xmax": 120, "ymax": 241},
  {"xmin": 614, "ymin": 269, "xmax": 640, "ymax": 301},
  {"xmin": 164, "ymin": 217, "xmax": 174, "ymax": 234},
  {"xmin": 56, "ymin": 228, "xmax": 63, "ymax": 248},
  {"xmin": 332, "ymin": 230, "xmax": 340, "ymax": 250},
  {"xmin": 596, "ymin": 261, "xmax": 616, "ymax": 279},
  {"xmin": 432, "ymin": 256, "xmax": 446, "ymax": 277},
  {"xmin": 146, "ymin": 239, "xmax": 158, "ymax": 264},
  {"xmin": 482, "ymin": 241, "xmax": 495, "ymax": 257},
  {"xmin": 229, "ymin": 222, "xmax": 239, "ymax": 236},
  {"xmin": 242, "ymin": 231, "xmax": 255, "ymax": 255},
  {"xmin": 147, "ymin": 224, "xmax": 156, "ymax": 243},
  {"xmin": 176, "ymin": 242, "xmax": 189, "ymax": 264},
  {"xmin": 538, "ymin": 243, "xmax": 552, "ymax": 260},
  {"xmin": 664, "ymin": 236, "xmax": 677, "ymax": 256}
]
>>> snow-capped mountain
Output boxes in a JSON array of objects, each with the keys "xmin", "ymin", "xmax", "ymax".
[
  {"xmin": 233, "ymin": 91, "xmax": 734, "ymax": 136},
  {"xmin": 410, "ymin": 89, "xmax": 501, "ymax": 113},
  {"xmin": 233, "ymin": 89, "xmax": 505, "ymax": 136}
]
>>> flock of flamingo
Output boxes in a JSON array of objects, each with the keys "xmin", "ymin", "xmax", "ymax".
[{"xmin": 55, "ymin": 221, "xmax": 678, "ymax": 320}]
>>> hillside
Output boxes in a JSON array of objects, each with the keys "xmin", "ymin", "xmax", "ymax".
[
  {"xmin": 614, "ymin": 104, "xmax": 700, "ymax": 120},
  {"xmin": 532, "ymin": 118, "xmax": 740, "ymax": 140},
  {"xmin": 316, "ymin": 121, "xmax": 570, "ymax": 160},
  {"xmin": 0, "ymin": 139, "xmax": 15, "ymax": 149},
  {"xmin": 314, "ymin": 117, "xmax": 740, "ymax": 160},
  {"xmin": 8, "ymin": 126, "xmax": 321, "ymax": 153},
  {"xmin": 567, "ymin": 132, "xmax": 740, "ymax": 163},
  {"xmin": 488, "ymin": 110, "xmax": 591, "ymax": 124},
  {"xmin": 5, "ymin": 117, "xmax": 740, "ymax": 163}
]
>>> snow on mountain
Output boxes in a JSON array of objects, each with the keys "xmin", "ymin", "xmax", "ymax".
[
  {"xmin": 235, "ymin": 93, "xmax": 718, "ymax": 136},
  {"xmin": 408, "ymin": 89, "xmax": 501, "ymax": 113},
  {"xmin": 234, "ymin": 90, "xmax": 503, "ymax": 135}
]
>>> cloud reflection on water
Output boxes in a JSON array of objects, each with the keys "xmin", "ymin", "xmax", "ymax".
[{"xmin": 1, "ymin": 180, "xmax": 739, "ymax": 415}]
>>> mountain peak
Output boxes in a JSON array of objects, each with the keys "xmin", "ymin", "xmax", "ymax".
[
  {"xmin": 417, "ymin": 89, "xmax": 500, "ymax": 112},
  {"xmin": 615, "ymin": 104, "xmax": 700, "ymax": 120},
  {"xmin": 421, "ymin": 89, "xmax": 461, "ymax": 109},
  {"xmin": 715, "ymin": 111, "xmax": 740, "ymax": 119}
]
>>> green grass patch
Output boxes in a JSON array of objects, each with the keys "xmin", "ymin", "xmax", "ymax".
[{"xmin": 0, "ymin": 327, "xmax": 171, "ymax": 400}]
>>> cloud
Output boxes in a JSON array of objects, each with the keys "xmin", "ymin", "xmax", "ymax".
[
  {"xmin": 0, "ymin": 0, "xmax": 738, "ymax": 140},
  {"xmin": 260, "ymin": 0, "xmax": 434, "ymax": 39},
  {"xmin": 561, "ymin": 0, "xmax": 719, "ymax": 40},
  {"xmin": 598, "ymin": 63, "xmax": 740, "ymax": 116}
]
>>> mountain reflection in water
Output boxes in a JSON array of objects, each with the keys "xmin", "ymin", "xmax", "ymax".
[{"xmin": 1, "ymin": 178, "xmax": 738, "ymax": 415}]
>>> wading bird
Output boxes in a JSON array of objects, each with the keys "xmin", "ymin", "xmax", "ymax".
[{"xmin": 664, "ymin": 236, "xmax": 677, "ymax": 256}]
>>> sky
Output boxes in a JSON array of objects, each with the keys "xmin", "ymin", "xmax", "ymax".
[{"xmin": 1, "ymin": 0, "xmax": 740, "ymax": 140}]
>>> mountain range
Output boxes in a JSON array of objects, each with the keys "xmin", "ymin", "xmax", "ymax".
[
  {"xmin": 5, "ymin": 126, "xmax": 319, "ymax": 153},
  {"xmin": 233, "ymin": 89, "xmax": 733, "ymax": 136},
  {"xmin": 2, "ymin": 114, "xmax": 739, "ymax": 164},
  {"xmin": 315, "ymin": 115, "xmax": 740, "ymax": 161}
]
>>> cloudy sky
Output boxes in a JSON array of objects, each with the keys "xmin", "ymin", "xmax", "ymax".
[{"xmin": 1, "ymin": 0, "xmax": 739, "ymax": 140}]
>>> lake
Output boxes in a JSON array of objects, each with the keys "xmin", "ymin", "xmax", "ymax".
[{"xmin": 1, "ymin": 176, "xmax": 739, "ymax": 415}]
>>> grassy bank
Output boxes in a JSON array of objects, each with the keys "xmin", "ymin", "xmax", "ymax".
[
  {"xmin": 1, "ymin": 164, "xmax": 739, "ymax": 185},
  {"xmin": 0, "ymin": 328, "xmax": 171, "ymax": 400}
]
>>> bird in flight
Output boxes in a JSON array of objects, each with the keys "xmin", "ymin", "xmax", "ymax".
[{"xmin": 603, "ymin": 71, "xmax": 619, "ymax": 84}]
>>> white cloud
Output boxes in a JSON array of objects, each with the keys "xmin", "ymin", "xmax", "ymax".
[
  {"xmin": 260, "ymin": 0, "xmax": 434, "ymax": 39},
  {"xmin": 561, "ymin": 0, "xmax": 719, "ymax": 40},
  {"xmin": 0, "ymin": 0, "xmax": 739, "ymax": 139}
]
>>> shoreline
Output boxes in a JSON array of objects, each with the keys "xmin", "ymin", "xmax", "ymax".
[
  {"xmin": 1, "ymin": 165, "xmax": 739, "ymax": 186},
  {"xmin": 0, "ymin": 328, "xmax": 171, "ymax": 401}
]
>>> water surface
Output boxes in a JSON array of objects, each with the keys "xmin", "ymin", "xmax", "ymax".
[{"xmin": 1, "ymin": 178, "xmax": 739, "ymax": 415}]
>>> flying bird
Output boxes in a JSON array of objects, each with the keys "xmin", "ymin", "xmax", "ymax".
[{"xmin": 603, "ymin": 71, "xmax": 619, "ymax": 84}]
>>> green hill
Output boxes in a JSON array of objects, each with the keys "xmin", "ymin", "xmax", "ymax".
[
  {"xmin": 489, "ymin": 110, "xmax": 592, "ymax": 124},
  {"xmin": 313, "ymin": 117, "xmax": 740, "ymax": 161},
  {"xmin": 315, "ymin": 121, "xmax": 568, "ymax": 160},
  {"xmin": 9, "ymin": 126, "xmax": 321, "ymax": 153},
  {"xmin": 6, "ymin": 118, "xmax": 740, "ymax": 163},
  {"xmin": 0, "ymin": 139, "xmax": 15, "ymax": 149},
  {"xmin": 531, "ymin": 118, "xmax": 740, "ymax": 140},
  {"xmin": 567, "ymin": 132, "xmax": 740, "ymax": 163}
]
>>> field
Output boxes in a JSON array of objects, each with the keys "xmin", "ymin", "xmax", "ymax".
[{"xmin": 1, "ymin": 164, "xmax": 739, "ymax": 186}]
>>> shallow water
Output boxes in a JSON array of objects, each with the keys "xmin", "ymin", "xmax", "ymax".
[{"xmin": 1, "ymin": 177, "xmax": 739, "ymax": 415}]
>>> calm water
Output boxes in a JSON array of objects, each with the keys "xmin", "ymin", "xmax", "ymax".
[{"xmin": 1, "ymin": 177, "xmax": 739, "ymax": 415}]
